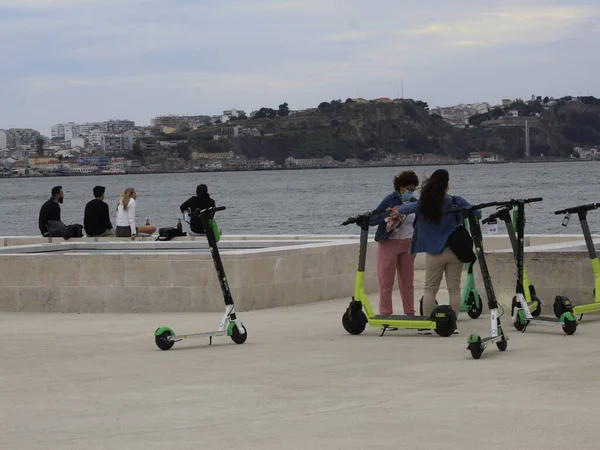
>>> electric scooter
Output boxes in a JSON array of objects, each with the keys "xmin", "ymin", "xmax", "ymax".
[
  {"xmin": 554, "ymin": 202, "xmax": 600, "ymax": 320},
  {"xmin": 341, "ymin": 211, "xmax": 457, "ymax": 337},
  {"xmin": 154, "ymin": 206, "xmax": 247, "ymax": 350},
  {"xmin": 444, "ymin": 201, "xmax": 509, "ymax": 359},
  {"xmin": 492, "ymin": 198, "xmax": 577, "ymax": 335},
  {"xmin": 483, "ymin": 205, "xmax": 542, "ymax": 317}
]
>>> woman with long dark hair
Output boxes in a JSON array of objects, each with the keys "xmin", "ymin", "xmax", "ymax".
[{"xmin": 395, "ymin": 169, "xmax": 480, "ymax": 334}]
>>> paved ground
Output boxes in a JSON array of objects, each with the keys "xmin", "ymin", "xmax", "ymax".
[{"xmin": 2, "ymin": 286, "xmax": 600, "ymax": 450}]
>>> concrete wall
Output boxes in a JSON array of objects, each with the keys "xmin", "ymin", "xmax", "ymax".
[{"xmin": 0, "ymin": 240, "xmax": 380, "ymax": 313}]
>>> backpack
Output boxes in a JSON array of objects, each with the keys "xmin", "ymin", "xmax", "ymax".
[
  {"xmin": 445, "ymin": 196, "xmax": 477, "ymax": 264},
  {"xmin": 67, "ymin": 224, "xmax": 84, "ymax": 238},
  {"xmin": 156, "ymin": 227, "xmax": 186, "ymax": 241}
]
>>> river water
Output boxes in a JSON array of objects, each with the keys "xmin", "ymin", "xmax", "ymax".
[{"xmin": 1, "ymin": 162, "xmax": 598, "ymax": 236}]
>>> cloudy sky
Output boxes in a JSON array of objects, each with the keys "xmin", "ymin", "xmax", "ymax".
[{"xmin": 1, "ymin": 0, "xmax": 598, "ymax": 134}]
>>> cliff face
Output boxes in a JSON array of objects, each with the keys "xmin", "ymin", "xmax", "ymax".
[{"xmin": 153, "ymin": 97, "xmax": 600, "ymax": 162}]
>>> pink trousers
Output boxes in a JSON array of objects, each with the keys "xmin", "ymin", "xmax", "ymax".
[{"xmin": 377, "ymin": 238, "xmax": 416, "ymax": 316}]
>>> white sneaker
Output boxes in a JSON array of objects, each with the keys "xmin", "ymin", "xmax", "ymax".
[{"xmin": 417, "ymin": 329, "xmax": 432, "ymax": 335}]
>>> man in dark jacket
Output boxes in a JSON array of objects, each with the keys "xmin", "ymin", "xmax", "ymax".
[
  {"xmin": 38, "ymin": 186, "xmax": 64, "ymax": 236},
  {"xmin": 84, "ymin": 186, "xmax": 114, "ymax": 237}
]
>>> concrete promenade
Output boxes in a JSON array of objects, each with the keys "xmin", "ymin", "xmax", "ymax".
[{"xmin": 2, "ymin": 281, "xmax": 600, "ymax": 450}]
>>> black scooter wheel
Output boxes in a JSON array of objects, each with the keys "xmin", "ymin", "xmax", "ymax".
[
  {"xmin": 468, "ymin": 338, "xmax": 483, "ymax": 359},
  {"xmin": 155, "ymin": 330, "xmax": 175, "ymax": 351},
  {"xmin": 563, "ymin": 319, "xmax": 577, "ymax": 336},
  {"xmin": 513, "ymin": 319, "xmax": 527, "ymax": 331},
  {"xmin": 531, "ymin": 295, "xmax": 542, "ymax": 317},
  {"xmin": 496, "ymin": 336, "xmax": 508, "ymax": 351},
  {"xmin": 342, "ymin": 310, "xmax": 367, "ymax": 335},
  {"xmin": 419, "ymin": 296, "xmax": 439, "ymax": 316},
  {"xmin": 434, "ymin": 321, "xmax": 456, "ymax": 337},
  {"xmin": 230, "ymin": 324, "xmax": 248, "ymax": 344},
  {"xmin": 467, "ymin": 292, "xmax": 483, "ymax": 319}
]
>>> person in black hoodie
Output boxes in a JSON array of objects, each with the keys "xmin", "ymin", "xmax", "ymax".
[
  {"xmin": 180, "ymin": 184, "xmax": 216, "ymax": 234},
  {"xmin": 38, "ymin": 186, "xmax": 64, "ymax": 236}
]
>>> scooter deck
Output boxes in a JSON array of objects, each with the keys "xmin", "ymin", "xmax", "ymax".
[
  {"xmin": 573, "ymin": 303, "xmax": 600, "ymax": 315},
  {"xmin": 169, "ymin": 330, "xmax": 227, "ymax": 341},
  {"xmin": 480, "ymin": 335, "xmax": 504, "ymax": 345},
  {"xmin": 520, "ymin": 316, "xmax": 562, "ymax": 326},
  {"xmin": 370, "ymin": 315, "xmax": 435, "ymax": 329}
]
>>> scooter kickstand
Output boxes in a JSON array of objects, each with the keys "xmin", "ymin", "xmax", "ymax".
[
  {"xmin": 209, "ymin": 336, "xmax": 212, "ymax": 346},
  {"xmin": 380, "ymin": 325, "xmax": 388, "ymax": 337}
]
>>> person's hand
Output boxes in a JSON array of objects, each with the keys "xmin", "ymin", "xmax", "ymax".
[{"xmin": 131, "ymin": 234, "xmax": 137, "ymax": 241}]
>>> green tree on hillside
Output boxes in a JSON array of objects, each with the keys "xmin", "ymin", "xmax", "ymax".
[{"xmin": 278, "ymin": 102, "xmax": 290, "ymax": 116}]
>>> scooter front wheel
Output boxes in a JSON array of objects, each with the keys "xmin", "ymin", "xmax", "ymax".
[
  {"xmin": 468, "ymin": 337, "xmax": 483, "ymax": 359},
  {"xmin": 342, "ymin": 310, "xmax": 367, "ymax": 335},
  {"xmin": 562, "ymin": 319, "xmax": 577, "ymax": 336},
  {"xmin": 230, "ymin": 324, "xmax": 248, "ymax": 344},
  {"xmin": 467, "ymin": 292, "xmax": 483, "ymax": 319}
]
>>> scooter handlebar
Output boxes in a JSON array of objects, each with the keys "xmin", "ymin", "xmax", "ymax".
[
  {"xmin": 495, "ymin": 197, "xmax": 543, "ymax": 207},
  {"xmin": 195, "ymin": 206, "xmax": 226, "ymax": 216},
  {"xmin": 554, "ymin": 203, "xmax": 600, "ymax": 215},
  {"xmin": 482, "ymin": 207, "xmax": 510, "ymax": 225},
  {"xmin": 443, "ymin": 200, "xmax": 499, "ymax": 215}
]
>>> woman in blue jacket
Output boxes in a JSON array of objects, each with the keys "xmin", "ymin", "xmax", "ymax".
[
  {"xmin": 395, "ymin": 169, "xmax": 480, "ymax": 334},
  {"xmin": 369, "ymin": 171, "xmax": 419, "ymax": 318}
]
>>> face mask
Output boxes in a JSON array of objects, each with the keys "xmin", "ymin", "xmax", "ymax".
[{"xmin": 401, "ymin": 191, "xmax": 413, "ymax": 202}]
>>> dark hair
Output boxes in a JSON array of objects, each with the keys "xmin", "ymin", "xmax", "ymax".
[
  {"xmin": 51, "ymin": 186, "xmax": 62, "ymax": 197},
  {"xmin": 93, "ymin": 186, "xmax": 105, "ymax": 198},
  {"xmin": 418, "ymin": 169, "xmax": 449, "ymax": 224},
  {"xmin": 393, "ymin": 171, "xmax": 419, "ymax": 192},
  {"xmin": 196, "ymin": 184, "xmax": 209, "ymax": 197}
]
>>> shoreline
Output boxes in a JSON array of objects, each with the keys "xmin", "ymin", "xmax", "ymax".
[{"xmin": 0, "ymin": 158, "xmax": 587, "ymax": 179}]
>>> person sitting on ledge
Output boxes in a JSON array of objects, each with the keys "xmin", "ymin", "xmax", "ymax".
[
  {"xmin": 180, "ymin": 184, "xmax": 216, "ymax": 235},
  {"xmin": 115, "ymin": 187, "xmax": 156, "ymax": 240},
  {"xmin": 84, "ymin": 185, "xmax": 114, "ymax": 237},
  {"xmin": 38, "ymin": 185, "xmax": 65, "ymax": 237}
]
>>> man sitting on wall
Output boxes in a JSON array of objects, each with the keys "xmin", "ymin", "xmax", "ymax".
[
  {"xmin": 38, "ymin": 185, "xmax": 65, "ymax": 237},
  {"xmin": 84, "ymin": 185, "xmax": 114, "ymax": 237}
]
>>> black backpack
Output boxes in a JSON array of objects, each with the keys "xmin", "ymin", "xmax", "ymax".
[
  {"xmin": 445, "ymin": 196, "xmax": 477, "ymax": 264},
  {"xmin": 156, "ymin": 227, "xmax": 186, "ymax": 241}
]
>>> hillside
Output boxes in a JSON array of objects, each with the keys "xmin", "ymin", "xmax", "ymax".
[{"xmin": 142, "ymin": 96, "xmax": 600, "ymax": 163}]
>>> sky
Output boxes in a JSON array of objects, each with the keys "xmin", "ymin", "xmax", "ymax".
[{"xmin": 1, "ymin": 0, "xmax": 599, "ymax": 135}]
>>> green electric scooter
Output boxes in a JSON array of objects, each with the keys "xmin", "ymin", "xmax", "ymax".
[
  {"xmin": 418, "ymin": 218, "xmax": 483, "ymax": 319},
  {"xmin": 341, "ymin": 211, "xmax": 457, "ymax": 337},
  {"xmin": 483, "ymin": 205, "xmax": 542, "ymax": 316},
  {"xmin": 555, "ymin": 202, "xmax": 600, "ymax": 320},
  {"xmin": 154, "ymin": 206, "xmax": 247, "ymax": 350},
  {"xmin": 444, "ymin": 201, "xmax": 509, "ymax": 359},
  {"xmin": 492, "ymin": 198, "xmax": 577, "ymax": 335}
]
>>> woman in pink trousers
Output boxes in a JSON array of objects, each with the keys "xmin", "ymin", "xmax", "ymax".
[{"xmin": 369, "ymin": 171, "xmax": 419, "ymax": 329}]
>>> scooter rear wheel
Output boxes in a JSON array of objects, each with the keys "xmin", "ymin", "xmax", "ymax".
[
  {"xmin": 531, "ymin": 295, "xmax": 542, "ymax": 317},
  {"xmin": 230, "ymin": 324, "xmax": 248, "ymax": 344},
  {"xmin": 342, "ymin": 310, "xmax": 367, "ymax": 335},
  {"xmin": 155, "ymin": 330, "xmax": 175, "ymax": 351}
]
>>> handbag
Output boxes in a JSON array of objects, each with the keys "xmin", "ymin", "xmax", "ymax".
[{"xmin": 445, "ymin": 196, "xmax": 477, "ymax": 264}]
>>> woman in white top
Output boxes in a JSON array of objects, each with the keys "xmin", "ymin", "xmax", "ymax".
[
  {"xmin": 115, "ymin": 187, "xmax": 156, "ymax": 240},
  {"xmin": 369, "ymin": 171, "xmax": 420, "ymax": 319}
]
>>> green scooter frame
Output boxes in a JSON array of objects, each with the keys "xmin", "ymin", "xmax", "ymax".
[
  {"xmin": 555, "ymin": 202, "xmax": 600, "ymax": 320},
  {"xmin": 493, "ymin": 198, "xmax": 577, "ymax": 335},
  {"xmin": 341, "ymin": 211, "xmax": 457, "ymax": 337},
  {"xmin": 485, "ymin": 207, "xmax": 542, "ymax": 317}
]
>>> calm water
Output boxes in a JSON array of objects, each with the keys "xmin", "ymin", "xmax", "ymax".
[{"xmin": 1, "ymin": 162, "xmax": 599, "ymax": 236}]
